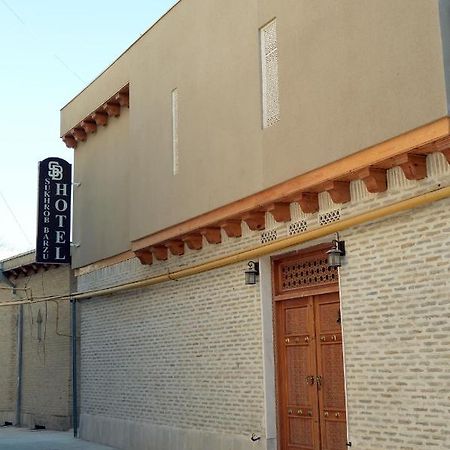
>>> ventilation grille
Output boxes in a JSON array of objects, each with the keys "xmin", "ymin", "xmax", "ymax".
[
  {"xmin": 280, "ymin": 257, "xmax": 338, "ymax": 292},
  {"xmin": 318, "ymin": 209, "xmax": 341, "ymax": 226},
  {"xmin": 261, "ymin": 229, "xmax": 278, "ymax": 244},
  {"xmin": 261, "ymin": 19, "xmax": 279, "ymax": 128},
  {"xmin": 288, "ymin": 220, "xmax": 308, "ymax": 235}
]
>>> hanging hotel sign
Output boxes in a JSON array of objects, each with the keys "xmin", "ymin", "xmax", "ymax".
[{"xmin": 36, "ymin": 157, "xmax": 72, "ymax": 264}]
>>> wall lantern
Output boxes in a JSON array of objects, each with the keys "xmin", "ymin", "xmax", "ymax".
[
  {"xmin": 327, "ymin": 234, "xmax": 346, "ymax": 268},
  {"xmin": 245, "ymin": 261, "xmax": 260, "ymax": 285}
]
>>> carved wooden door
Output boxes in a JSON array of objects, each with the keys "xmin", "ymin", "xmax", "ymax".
[
  {"xmin": 273, "ymin": 248, "xmax": 347, "ymax": 450},
  {"xmin": 276, "ymin": 297, "xmax": 321, "ymax": 450},
  {"xmin": 314, "ymin": 292, "xmax": 347, "ymax": 450}
]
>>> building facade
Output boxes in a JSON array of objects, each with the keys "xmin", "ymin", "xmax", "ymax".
[
  {"xmin": 0, "ymin": 251, "xmax": 73, "ymax": 431},
  {"xmin": 61, "ymin": 1, "xmax": 450, "ymax": 449}
]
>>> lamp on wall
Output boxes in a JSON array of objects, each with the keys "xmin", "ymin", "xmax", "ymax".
[
  {"xmin": 245, "ymin": 261, "xmax": 260, "ymax": 285},
  {"xmin": 327, "ymin": 234, "xmax": 346, "ymax": 268}
]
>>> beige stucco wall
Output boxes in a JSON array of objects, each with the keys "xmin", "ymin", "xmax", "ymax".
[
  {"xmin": 61, "ymin": 0, "xmax": 448, "ymax": 268},
  {"xmin": 0, "ymin": 254, "xmax": 72, "ymax": 430},
  {"xmin": 72, "ymin": 108, "xmax": 130, "ymax": 260}
]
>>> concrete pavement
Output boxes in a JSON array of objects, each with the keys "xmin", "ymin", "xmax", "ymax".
[{"xmin": 0, "ymin": 427, "xmax": 118, "ymax": 450}]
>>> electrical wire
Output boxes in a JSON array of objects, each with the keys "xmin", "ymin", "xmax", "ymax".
[
  {"xmin": 0, "ymin": 0, "xmax": 85, "ymax": 83},
  {"xmin": 0, "ymin": 190, "xmax": 32, "ymax": 247}
]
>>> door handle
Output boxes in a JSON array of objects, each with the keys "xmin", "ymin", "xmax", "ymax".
[
  {"xmin": 305, "ymin": 375, "xmax": 315, "ymax": 385},
  {"xmin": 316, "ymin": 375, "xmax": 322, "ymax": 389}
]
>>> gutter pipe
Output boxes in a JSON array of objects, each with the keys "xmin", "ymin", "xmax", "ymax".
[{"xmin": 0, "ymin": 184, "xmax": 449, "ymax": 306}]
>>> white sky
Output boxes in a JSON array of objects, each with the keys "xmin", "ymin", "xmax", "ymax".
[{"xmin": 0, "ymin": 0, "xmax": 178, "ymax": 260}]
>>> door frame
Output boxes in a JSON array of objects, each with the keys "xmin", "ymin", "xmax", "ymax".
[{"xmin": 266, "ymin": 243, "xmax": 346, "ymax": 450}]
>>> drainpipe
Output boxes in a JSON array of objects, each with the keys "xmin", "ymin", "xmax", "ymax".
[
  {"xmin": 71, "ymin": 298, "xmax": 78, "ymax": 438},
  {"xmin": 0, "ymin": 264, "xmax": 22, "ymax": 427},
  {"xmin": 15, "ymin": 304, "xmax": 23, "ymax": 426}
]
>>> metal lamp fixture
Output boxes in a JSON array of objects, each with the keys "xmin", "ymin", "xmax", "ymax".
[
  {"xmin": 245, "ymin": 261, "xmax": 260, "ymax": 285},
  {"xmin": 327, "ymin": 234, "xmax": 346, "ymax": 268}
]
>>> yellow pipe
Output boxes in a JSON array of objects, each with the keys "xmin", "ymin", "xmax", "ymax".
[{"xmin": 1, "ymin": 184, "xmax": 450, "ymax": 307}]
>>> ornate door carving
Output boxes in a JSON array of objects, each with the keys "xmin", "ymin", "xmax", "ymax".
[{"xmin": 273, "ymin": 246, "xmax": 347, "ymax": 450}]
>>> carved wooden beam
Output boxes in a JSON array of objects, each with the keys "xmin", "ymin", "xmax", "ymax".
[
  {"xmin": 356, "ymin": 167, "xmax": 387, "ymax": 193},
  {"xmin": 31, "ymin": 264, "xmax": 39, "ymax": 274},
  {"xmin": 20, "ymin": 267, "xmax": 28, "ymax": 275},
  {"xmin": 115, "ymin": 92, "xmax": 129, "ymax": 108},
  {"xmin": 265, "ymin": 202, "xmax": 291, "ymax": 222},
  {"xmin": 10, "ymin": 269, "xmax": 19, "ymax": 278},
  {"xmin": 199, "ymin": 227, "xmax": 222, "ymax": 244},
  {"xmin": 135, "ymin": 249, "xmax": 153, "ymax": 265},
  {"xmin": 80, "ymin": 120, "xmax": 97, "ymax": 134},
  {"xmin": 91, "ymin": 112, "xmax": 108, "ymax": 126},
  {"xmin": 322, "ymin": 181, "xmax": 351, "ymax": 204},
  {"xmin": 441, "ymin": 148, "xmax": 450, "ymax": 164},
  {"xmin": 393, "ymin": 153, "xmax": 427, "ymax": 180},
  {"xmin": 62, "ymin": 134, "xmax": 77, "ymax": 149},
  {"xmin": 219, "ymin": 220, "xmax": 242, "ymax": 238},
  {"xmin": 151, "ymin": 246, "xmax": 168, "ymax": 261},
  {"xmin": 294, "ymin": 192, "xmax": 319, "ymax": 214},
  {"xmin": 103, "ymin": 102, "xmax": 120, "ymax": 117},
  {"xmin": 182, "ymin": 234, "xmax": 203, "ymax": 250},
  {"xmin": 72, "ymin": 128, "xmax": 87, "ymax": 142},
  {"xmin": 165, "ymin": 240, "xmax": 185, "ymax": 256},
  {"xmin": 242, "ymin": 212, "xmax": 266, "ymax": 231}
]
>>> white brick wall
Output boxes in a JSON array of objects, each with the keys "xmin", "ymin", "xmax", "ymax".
[
  {"xmin": 340, "ymin": 196, "xmax": 450, "ymax": 450},
  {"xmin": 79, "ymin": 264, "xmax": 265, "ymax": 441}
]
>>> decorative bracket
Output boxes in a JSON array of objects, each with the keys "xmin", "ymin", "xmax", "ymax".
[
  {"xmin": 91, "ymin": 112, "xmax": 108, "ymax": 127},
  {"xmin": 200, "ymin": 227, "xmax": 222, "ymax": 244},
  {"xmin": 80, "ymin": 120, "xmax": 97, "ymax": 134},
  {"xmin": 135, "ymin": 249, "xmax": 153, "ymax": 265},
  {"xmin": 165, "ymin": 240, "xmax": 185, "ymax": 256},
  {"xmin": 322, "ymin": 181, "xmax": 351, "ymax": 204},
  {"xmin": 72, "ymin": 128, "xmax": 87, "ymax": 142},
  {"xmin": 242, "ymin": 212, "xmax": 265, "ymax": 231},
  {"xmin": 219, "ymin": 220, "xmax": 242, "ymax": 238},
  {"xmin": 103, "ymin": 102, "xmax": 120, "ymax": 117},
  {"xmin": 151, "ymin": 246, "xmax": 168, "ymax": 261},
  {"xmin": 392, "ymin": 153, "xmax": 427, "ymax": 180},
  {"xmin": 265, "ymin": 203, "xmax": 291, "ymax": 222},
  {"xmin": 182, "ymin": 234, "xmax": 203, "ymax": 250},
  {"xmin": 356, "ymin": 167, "xmax": 387, "ymax": 193},
  {"xmin": 293, "ymin": 192, "xmax": 319, "ymax": 214}
]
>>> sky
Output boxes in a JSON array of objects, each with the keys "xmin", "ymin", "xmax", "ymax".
[{"xmin": 0, "ymin": 0, "xmax": 178, "ymax": 260}]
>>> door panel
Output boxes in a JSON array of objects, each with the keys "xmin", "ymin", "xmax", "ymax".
[
  {"xmin": 314, "ymin": 293, "xmax": 347, "ymax": 450},
  {"xmin": 276, "ymin": 298, "xmax": 320, "ymax": 450}
]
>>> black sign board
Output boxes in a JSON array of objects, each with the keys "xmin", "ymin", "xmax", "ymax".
[{"xmin": 36, "ymin": 157, "xmax": 72, "ymax": 264}]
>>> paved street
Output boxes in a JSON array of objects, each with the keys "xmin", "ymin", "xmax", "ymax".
[{"xmin": 0, "ymin": 427, "xmax": 118, "ymax": 450}]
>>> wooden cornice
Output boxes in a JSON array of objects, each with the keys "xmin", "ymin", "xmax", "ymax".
[
  {"xmin": 129, "ymin": 117, "xmax": 450, "ymax": 267},
  {"xmin": 70, "ymin": 117, "xmax": 450, "ymax": 272},
  {"xmin": 62, "ymin": 84, "xmax": 129, "ymax": 149},
  {"xmin": 3, "ymin": 261, "xmax": 58, "ymax": 280}
]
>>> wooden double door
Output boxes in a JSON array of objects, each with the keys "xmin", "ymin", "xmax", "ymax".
[{"xmin": 273, "ymin": 250, "xmax": 347, "ymax": 450}]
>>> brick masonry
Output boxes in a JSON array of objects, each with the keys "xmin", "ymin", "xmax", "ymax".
[
  {"xmin": 340, "ymin": 197, "xmax": 450, "ymax": 450},
  {"xmin": 77, "ymin": 154, "xmax": 450, "ymax": 450},
  {"xmin": 0, "ymin": 255, "xmax": 72, "ymax": 430}
]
